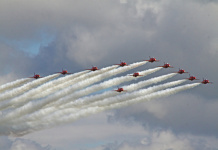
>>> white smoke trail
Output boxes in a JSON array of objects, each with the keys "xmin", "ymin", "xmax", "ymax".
[
  {"xmin": 0, "ymin": 66, "xmax": 116, "ymax": 111},
  {"xmin": 0, "ymin": 71, "xmax": 175, "ymax": 130},
  {"xmin": 28, "ymin": 79, "xmax": 187, "ymax": 123},
  {"xmin": 0, "ymin": 73, "xmax": 60, "ymax": 102},
  {"xmin": 31, "ymin": 70, "xmax": 90, "ymax": 99},
  {"xmin": 52, "ymin": 67, "xmax": 161, "ymax": 108},
  {"xmin": 0, "ymin": 61, "xmax": 146, "ymax": 123},
  {"xmin": 0, "ymin": 65, "xmax": 118, "ymax": 111},
  {"xmin": 4, "ymin": 73, "xmax": 178, "ymax": 127},
  {"xmin": 87, "ymin": 79, "xmax": 188, "ymax": 108},
  {"xmin": 60, "ymin": 72, "xmax": 175, "ymax": 109},
  {"xmin": 29, "ymin": 65, "xmax": 118, "ymax": 100},
  {"xmin": 0, "ymin": 78, "xmax": 31, "ymax": 93},
  {"xmin": 8, "ymin": 70, "xmax": 171, "ymax": 125},
  {"xmin": 44, "ymin": 83, "xmax": 201, "ymax": 126},
  {"xmin": 10, "ymin": 79, "xmax": 187, "ymax": 125},
  {"xmin": 102, "ymin": 83, "xmax": 201, "ymax": 109},
  {"xmin": 60, "ymin": 79, "xmax": 186, "ymax": 112},
  {"xmin": 5, "ymin": 65, "xmax": 116, "ymax": 111},
  {"xmin": 0, "ymin": 70, "xmax": 89, "ymax": 110},
  {"xmin": 6, "ymin": 83, "xmax": 200, "ymax": 135},
  {"xmin": 124, "ymin": 73, "xmax": 177, "ymax": 91},
  {"xmin": 130, "ymin": 67, "xmax": 162, "ymax": 76}
]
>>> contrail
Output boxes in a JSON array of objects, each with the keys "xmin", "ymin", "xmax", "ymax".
[
  {"xmin": 6, "ymin": 83, "xmax": 200, "ymax": 135},
  {"xmin": 0, "ymin": 78, "xmax": 31, "ymax": 93},
  {"xmin": 61, "ymin": 73, "xmax": 177, "ymax": 109},
  {"xmin": 31, "ymin": 70, "xmax": 90, "ymax": 99},
  {"xmin": 44, "ymin": 83, "xmax": 201, "ymax": 126},
  {"xmin": 0, "ymin": 70, "xmax": 90, "ymax": 110},
  {"xmin": 52, "ymin": 67, "xmax": 161, "ymax": 108},
  {"xmin": 10, "ymin": 79, "xmax": 187, "ymax": 125},
  {"xmin": 86, "ymin": 79, "xmax": 188, "ymax": 108},
  {"xmin": 123, "ymin": 72, "xmax": 178, "ymax": 92},
  {"xmin": 0, "ymin": 65, "xmax": 117, "ymax": 111},
  {"xmin": 0, "ymin": 73, "xmax": 60, "ymax": 102},
  {"xmin": 0, "ymin": 61, "xmax": 146, "ymax": 123},
  {"xmin": 129, "ymin": 67, "xmax": 162, "ymax": 76},
  {"xmin": 0, "ymin": 66, "xmax": 116, "ymax": 111},
  {"xmin": 124, "ymin": 73, "xmax": 177, "ymax": 91},
  {"xmin": 29, "ymin": 65, "xmax": 118, "ymax": 100},
  {"xmin": 101, "ymin": 83, "xmax": 201, "ymax": 109}
]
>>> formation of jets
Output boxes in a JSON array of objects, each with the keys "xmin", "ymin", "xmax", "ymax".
[{"xmin": 29, "ymin": 57, "xmax": 212, "ymax": 93}]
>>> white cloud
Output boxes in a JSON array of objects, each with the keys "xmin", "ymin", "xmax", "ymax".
[
  {"xmin": 0, "ymin": 73, "xmax": 17, "ymax": 86},
  {"xmin": 23, "ymin": 112, "xmax": 148, "ymax": 149},
  {"xmin": 90, "ymin": 129, "xmax": 218, "ymax": 150},
  {"xmin": 109, "ymin": 92, "xmax": 218, "ymax": 137},
  {"xmin": 120, "ymin": 0, "xmax": 127, "ymax": 4},
  {"xmin": 0, "ymin": 136, "xmax": 12, "ymax": 150},
  {"xmin": 0, "ymin": 136, "xmax": 52, "ymax": 150},
  {"xmin": 64, "ymin": 28, "xmax": 111, "ymax": 66},
  {"xmin": 10, "ymin": 138, "xmax": 52, "ymax": 150}
]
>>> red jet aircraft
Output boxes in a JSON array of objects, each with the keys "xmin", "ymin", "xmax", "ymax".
[
  {"xmin": 158, "ymin": 63, "xmax": 173, "ymax": 68},
  {"xmin": 114, "ymin": 88, "xmax": 127, "ymax": 92},
  {"xmin": 29, "ymin": 73, "xmax": 41, "ymax": 79},
  {"xmin": 115, "ymin": 61, "xmax": 128, "ymax": 67},
  {"xmin": 86, "ymin": 66, "xmax": 99, "ymax": 71},
  {"xmin": 187, "ymin": 75, "xmax": 199, "ymax": 81},
  {"xmin": 201, "ymin": 78, "xmax": 212, "ymax": 84},
  {"xmin": 176, "ymin": 68, "xmax": 189, "ymax": 74},
  {"xmin": 145, "ymin": 57, "xmax": 160, "ymax": 63},
  {"xmin": 57, "ymin": 69, "xmax": 71, "ymax": 75},
  {"xmin": 129, "ymin": 72, "xmax": 143, "ymax": 77}
]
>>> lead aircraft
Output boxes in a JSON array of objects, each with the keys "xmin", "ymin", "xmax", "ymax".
[{"xmin": 201, "ymin": 78, "xmax": 212, "ymax": 84}]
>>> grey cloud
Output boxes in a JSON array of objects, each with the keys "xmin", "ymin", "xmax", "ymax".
[
  {"xmin": 108, "ymin": 93, "xmax": 218, "ymax": 137},
  {"xmin": 0, "ymin": 0, "xmax": 123, "ymax": 40},
  {"xmin": 10, "ymin": 138, "xmax": 53, "ymax": 150},
  {"xmin": 2, "ymin": 0, "xmax": 217, "ymax": 79},
  {"xmin": 0, "ymin": 136, "xmax": 53, "ymax": 150},
  {"xmin": 0, "ymin": 44, "xmax": 31, "ymax": 76},
  {"xmin": 93, "ymin": 129, "xmax": 218, "ymax": 150},
  {"xmin": 0, "ymin": 136, "xmax": 12, "ymax": 150}
]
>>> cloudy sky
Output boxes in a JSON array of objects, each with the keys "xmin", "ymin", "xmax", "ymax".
[{"xmin": 0, "ymin": 0, "xmax": 218, "ymax": 149}]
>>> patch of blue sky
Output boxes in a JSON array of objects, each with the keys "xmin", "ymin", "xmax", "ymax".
[{"xmin": 0, "ymin": 31, "xmax": 54, "ymax": 57}]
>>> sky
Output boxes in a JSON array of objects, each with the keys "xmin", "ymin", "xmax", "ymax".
[{"xmin": 0, "ymin": 0, "xmax": 218, "ymax": 149}]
